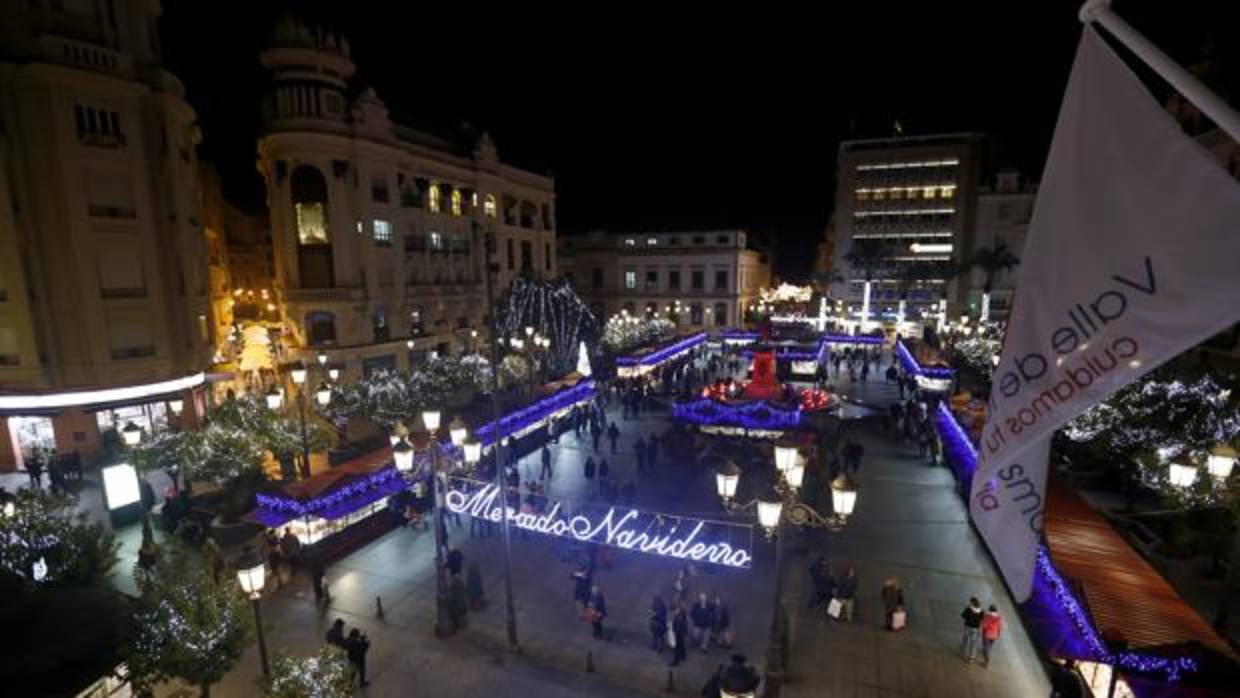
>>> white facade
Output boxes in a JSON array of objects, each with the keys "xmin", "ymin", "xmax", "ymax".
[
  {"xmin": 829, "ymin": 133, "xmax": 985, "ymax": 323},
  {"xmin": 968, "ymin": 170, "xmax": 1036, "ymax": 321},
  {"xmin": 0, "ymin": 0, "xmax": 210, "ymax": 469},
  {"xmin": 558, "ymin": 230, "xmax": 770, "ymax": 329},
  {"xmin": 256, "ymin": 18, "xmax": 557, "ymax": 379}
]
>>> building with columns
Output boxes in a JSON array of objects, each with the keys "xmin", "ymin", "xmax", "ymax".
[
  {"xmin": 0, "ymin": 0, "xmax": 211, "ymax": 470},
  {"xmin": 557, "ymin": 230, "xmax": 770, "ymax": 329},
  {"xmin": 257, "ymin": 18, "xmax": 557, "ymax": 379}
]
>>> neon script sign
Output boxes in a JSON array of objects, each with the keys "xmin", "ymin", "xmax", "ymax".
[{"xmin": 445, "ymin": 480, "xmax": 753, "ymax": 569}]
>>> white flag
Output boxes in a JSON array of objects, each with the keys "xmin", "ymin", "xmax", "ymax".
[{"xmin": 971, "ymin": 26, "xmax": 1240, "ymax": 601}]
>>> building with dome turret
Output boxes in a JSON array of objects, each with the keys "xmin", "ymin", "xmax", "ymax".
[{"xmin": 257, "ymin": 17, "xmax": 558, "ymax": 379}]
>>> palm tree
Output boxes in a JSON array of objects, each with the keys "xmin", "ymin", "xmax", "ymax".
[
  {"xmin": 843, "ymin": 240, "xmax": 888, "ymax": 331},
  {"xmin": 928, "ymin": 256, "xmax": 965, "ymax": 335},
  {"xmin": 893, "ymin": 261, "xmax": 935, "ymax": 333},
  {"xmin": 967, "ymin": 243, "xmax": 1020, "ymax": 323}
]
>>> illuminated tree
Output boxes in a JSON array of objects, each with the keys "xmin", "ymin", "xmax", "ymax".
[
  {"xmin": 0, "ymin": 489, "xmax": 118, "ymax": 589},
  {"xmin": 265, "ymin": 646, "xmax": 353, "ymax": 698},
  {"xmin": 125, "ymin": 547, "xmax": 253, "ymax": 698},
  {"xmin": 498, "ymin": 276, "xmax": 600, "ymax": 374}
]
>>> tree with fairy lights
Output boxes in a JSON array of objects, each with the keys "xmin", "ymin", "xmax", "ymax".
[
  {"xmin": 126, "ymin": 546, "xmax": 253, "ymax": 698},
  {"xmin": 0, "ymin": 488, "xmax": 119, "ymax": 589},
  {"xmin": 265, "ymin": 646, "xmax": 353, "ymax": 698},
  {"xmin": 322, "ymin": 356, "xmax": 492, "ymax": 429},
  {"xmin": 601, "ymin": 314, "xmax": 673, "ymax": 354},
  {"xmin": 498, "ymin": 276, "xmax": 599, "ymax": 375}
]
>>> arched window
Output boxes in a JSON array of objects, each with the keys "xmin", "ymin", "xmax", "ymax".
[
  {"xmin": 428, "ymin": 184, "xmax": 441, "ymax": 213},
  {"xmin": 483, "ymin": 194, "xmax": 497, "ymax": 218},
  {"xmin": 305, "ymin": 311, "xmax": 337, "ymax": 346},
  {"xmin": 450, "ymin": 189, "xmax": 463, "ymax": 216},
  {"xmin": 290, "ymin": 165, "xmax": 329, "ymax": 245}
]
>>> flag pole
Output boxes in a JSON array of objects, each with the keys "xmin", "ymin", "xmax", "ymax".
[{"xmin": 1080, "ymin": 0, "xmax": 1240, "ymax": 144}]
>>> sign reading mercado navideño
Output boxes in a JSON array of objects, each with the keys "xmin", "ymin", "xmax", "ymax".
[{"xmin": 445, "ymin": 477, "xmax": 754, "ymax": 568}]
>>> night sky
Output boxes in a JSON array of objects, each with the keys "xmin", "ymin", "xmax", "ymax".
[{"xmin": 161, "ymin": 1, "xmax": 1236, "ymax": 280}]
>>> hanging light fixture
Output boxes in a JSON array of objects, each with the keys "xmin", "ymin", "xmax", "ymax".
[
  {"xmin": 773, "ymin": 439, "xmax": 798, "ymax": 474},
  {"xmin": 121, "ymin": 421, "xmax": 143, "ymax": 446},
  {"xmin": 757, "ymin": 498, "xmax": 783, "ymax": 533},
  {"xmin": 265, "ymin": 387, "xmax": 283, "ymax": 410},
  {"xmin": 462, "ymin": 438, "xmax": 482, "ymax": 466},
  {"xmin": 422, "ymin": 409, "xmax": 442, "ymax": 433},
  {"xmin": 236, "ymin": 553, "xmax": 266, "ymax": 599},
  {"xmin": 315, "ymin": 383, "xmax": 332, "ymax": 407},
  {"xmin": 290, "ymin": 363, "xmax": 307, "ymax": 385},
  {"xmin": 831, "ymin": 473, "xmax": 859, "ymax": 518}
]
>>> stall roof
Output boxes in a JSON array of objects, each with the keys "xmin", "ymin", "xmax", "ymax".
[
  {"xmin": 279, "ymin": 447, "xmax": 392, "ymax": 501},
  {"xmin": 1044, "ymin": 478, "xmax": 1238, "ymax": 662}
]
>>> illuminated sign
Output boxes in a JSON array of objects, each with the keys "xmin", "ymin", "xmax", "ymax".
[
  {"xmin": 445, "ymin": 479, "xmax": 753, "ymax": 568},
  {"xmin": 0, "ymin": 372, "xmax": 206, "ymax": 411},
  {"xmin": 102, "ymin": 463, "xmax": 141, "ymax": 510}
]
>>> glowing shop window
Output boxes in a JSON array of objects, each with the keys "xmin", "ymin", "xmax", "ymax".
[
  {"xmin": 295, "ymin": 203, "xmax": 329, "ymax": 245},
  {"xmin": 428, "ymin": 185, "xmax": 441, "ymax": 213},
  {"xmin": 624, "ymin": 238, "xmax": 636, "ymax": 247},
  {"xmin": 102, "ymin": 463, "xmax": 141, "ymax": 510},
  {"xmin": 483, "ymin": 194, "xmax": 497, "ymax": 218},
  {"xmin": 373, "ymin": 219, "xmax": 392, "ymax": 244},
  {"xmin": 451, "ymin": 189, "xmax": 463, "ymax": 216}
]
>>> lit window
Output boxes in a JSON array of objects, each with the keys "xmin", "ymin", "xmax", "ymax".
[
  {"xmin": 356, "ymin": 220, "xmax": 365, "ymax": 235},
  {"xmin": 451, "ymin": 189, "xmax": 463, "ymax": 216},
  {"xmin": 428, "ymin": 185, "xmax": 441, "ymax": 213},
  {"xmin": 624, "ymin": 270, "xmax": 636, "ymax": 290},
  {"xmin": 872, "ymin": 189, "xmax": 885, "ymax": 201},
  {"xmin": 856, "ymin": 189, "xmax": 870, "ymax": 201},
  {"xmin": 429, "ymin": 231, "xmax": 443, "ymax": 250},
  {"xmin": 647, "ymin": 238, "xmax": 658, "ymax": 246},
  {"xmin": 624, "ymin": 238, "xmax": 636, "ymax": 247},
  {"xmin": 940, "ymin": 186, "xmax": 956, "ymax": 199},
  {"xmin": 484, "ymin": 194, "xmax": 497, "ymax": 218},
  {"xmin": 373, "ymin": 219, "xmax": 392, "ymax": 245},
  {"xmin": 294, "ymin": 203, "xmax": 328, "ymax": 245}
]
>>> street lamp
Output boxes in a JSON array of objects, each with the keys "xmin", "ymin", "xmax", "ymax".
[
  {"xmin": 265, "ymin": 387, "xmax": 283, "ymax": 411},
  {"xmin": 785, "ymin": 462, "xmax": 806, "ymax": 491},
  {"xmin": 1169, "ymin": 462, "xmax": 1199, "ymax": 488},
  {"xmin": 315, "ymin": 383, "xmax": 332, "ymax": 407},
  {"xmin": 421, "ymin": 410, "xmax": 442, "ymax": 433},
  {"xmin": 2, "ymin": 501, "xmax": 15, "ymax": 518},
  {"xmin": 317, "ymin": 352, "xmax": 328, "ymax": 367},
  {"xmin": 831, "ymin": 473, "xmax": 859, "ymax": 519},
  {"xmin": 716, "ymin": 460, "xmax": 741, "ymax": 503},
  {"xmin": 290, "ymin": 363, "xmax": 307, "ymax": 385},
  {"xmin": 328, "ymin": 367, "xmax": 340, "ymax": 381},
  {"xmin": 756, "ymin": 497, "xmax": 783, "ymax": 534},
  {"xmin": 168, "ymin": 399, "xmax": 184, "ymax": 417},
  {"xmin": 1207, "ymin": 445, "xmax": 1237, "ymax": 480},
  {"xmin": 392, "ymin": 437, "xmax": 414, "ymax": 473},
  {"xmin": 121, "ymin": 422, "xmax": 143, "ymax": 447},
  {"xmin": 462, "ymin": 438, "xmax": 481, "ymax": 468},
  {"xmin": 422, "ymin": 410, "xmax": 454, "ymax": 638},
  {"xmin": 773, "ymin": 439, "xmax": 798, "ymax": 474},
  {"xmin": 449, "ymin": 416, "xmax": 468, "ymax": 447},
  {"xmin": 236, "ymin": 551, "xmax": 270, "ymax": 677},
  {"xmin": 525, "ymin": 326, "xmax": 533, "ymax": 337}
]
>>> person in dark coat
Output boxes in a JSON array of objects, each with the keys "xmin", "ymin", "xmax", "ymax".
[
  {"xmin": 711, "ymin": 595, "xmax": 732, "ymax": 648},
  {"xmin": 690, "ymin": 592, "xmax": 715, "ymax": 652},
  {"xmin": 345, "ymin": 628, "xmax": 370, "ymax": 687},
  {"xmin": 447, "ymin": 548, "xmax": 464, "ymax": 576},
  {"xmin": 571, "ymin": 564, "xmax": 592, "ymax": 610},
  {"xmin": 607, "ymin": 422, "xmax": 620, "ymax": 453},
  {"xmin": 598, "ymin": 458, "xmax": 610, "ymax": 485},
  {"xmin": 540, "ymin": 445, "xmax": 553, "ymax": 480},
  {"xmin": 588, "ymin": 586, "xmax": 607, "ymax": 640},
  {"xmin": 649, "ymin": 595, "xmax": 669, "ymax": 652},
  {"xmin": 584, "ymin": 457, "xmax": 596, "ymax": 484},
  {"xmin": 325, "ymin": 618, "xmax": 346, "ymax": 647},
  {"xmin": 669, "ymin": 604, "xmax": 689, "ymax": 666}
]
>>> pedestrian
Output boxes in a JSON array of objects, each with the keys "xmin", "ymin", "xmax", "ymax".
[
  {"xmin": 807, "ymin": 556, "xmax": 833, "ymax": 609},
  {"xmin": 649, "ymin": 595, "xmax": 669, "ymax": 652},
  {"xmin": 960, "ymin": 597, "xmax": 984, "ymax": 663},
  {"xmin": 1050, "ymin": 659, "xmax": 1087, "ymax": 698},
  {"xmin": 309, "ymin": 553, "xmax": 327, "ymax": 604},
  {"xmin": 598, "ymin": 458, "xmax": 610, "ymax": 483},
  {"xmin": 584, "ymin": 457, "xmax": 596, "ymax": 486},
  {"xmin": 540, "ymin": 445, "xmax": 553, "ymax": 480},
  {"xmin": 835, "ymin": 567, "xmax": 858, "ymax": 622},
  {"xmin": 571, "ymin": 563, "xmax": 592, "ymax": 610},
  {"xmin": 607, "ymin": 422, "xmax": 620, "ymax": 454},
  {"xmin": 592, "ymin": 425, "xmax": 602, "ymax": 452},
  {"xmin": 587, "ymin": 585, "xmax": 607, "ymax": 640},
  {"xmin": 345, "ymin": 628, "xmax": 371, "ymax": 687},
  {"xmin": 634, "ymin": 436, "xmax": 647, "ymax": 472},
  {"xmin": 711, "ymin": 595, "xmax": 733, "ymax": 648},
  {"xmin": 279, "ymin": 527, "xmax": 301, "ymax": 585},
  {"xmin": 325, "ymin": 618, "xmax": 346, "ymax": 648},
  {"xmin": 669, "ymin": 604, "xmax": 689, "ymax": 667},
  {"xmin": 26, "ymin": 450, "xmax": 44, "ymax": 490},
  {"xmin": 447, "ymin": 548, "xmax": 464, "ymax": 576},
  {"xmin": 690, "ymin": 592, "xmax": 714, "ymax": 652},
  {"xmin": 881, "ymin": 578, "xmax": 904, "ymax": 629},
  {"xmin": 673, "ymin": 566, "xmax": 691, "ymax": 604},
  {"xmin": 980, "ymin": 604, "xmax": 1003, "ymax": 667}
]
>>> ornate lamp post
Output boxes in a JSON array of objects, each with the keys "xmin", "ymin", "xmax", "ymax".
[
  {"xmin": 236, "ymin": 550, "xmax": 270, "ymax": 677},
  {"xmin": 421, "ymin": 409, "xmax": 454, "ymax": 638},
  {"xmin": 289, "ymin": 363, "xmax": 311, "ymax": 478},
  {"xmin": 120, "ymin": 421, "xmax": 143, "ymax": 447},
  {"xmin": 264, "ymin": 386, "xmax": 283, "ymax": 411}
]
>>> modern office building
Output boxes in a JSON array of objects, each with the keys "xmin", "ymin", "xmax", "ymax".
[
  {"xmin": 828, "ymin": 133, "xmax": 985, "ymax": 326},
  {"xmin": 557, "ymin": 229, "xmax": 770, "ymax": 328},
  {"xmin": 0, "ymin": 0, "xmax": 211, "ymax": 470},
  {"xmin": 256, "ymin": 17, "xmax": 557, "ymax": 378}
]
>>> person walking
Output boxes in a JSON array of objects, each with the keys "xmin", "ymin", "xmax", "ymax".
[
  {"xmin": 591, "ymin": 422, "xmax": 603, "ymax": 452},
  {"xmin": 807, "ymin": 556, "xmax": 834, "ymax": 609},
  {"xmin": 584, "ymin": 457, "xmax": 596, "ymax": 489},
  {"xmin": 649, "ymin": 595, "xmax": 669, "ymax": 652},
  {"xmin": 711, "ymin": 595, "xmax": 733, "ymax": 648},
  {"xmin": 540, "ymin": 445, "xmax": 553, "ymax": 480},
  {"xmin": 279, "ymin": 527, "xmax": 301, "ymax": 585},
  {"xmin": 607, "ymin": 422, "xmax": 620, "ymax": 454},
  {"xmin": 836, "ymin": 567, "xmax": 858, "ymax": 622},
  {"xmin": 325, "ymin": 618, "xmax": 346, "ymax": 648},
  {"xmin": 881, "ymin": 578, "xmax": 904, "ymax": 630},
  {"xmin": 587, "ymin": 585, "xmax": 608, "ymax": 640},
  {"xmin": 980, "ymin": 605, "xmax": 1003, "ymax": 667},
  {"xmin": 669, "ymin": 604, "xmax": 689, "ymax": 667},
  {"xmin": 690, "ymin": 592, "xmax": 715, "ymax": 652},
  {"xmin": 960, "ymin": 597, "xmax": 984, "ymax": 663},
  {"xmin": 345, "ymin": 628, "xmax": 371, "ymax": 687}
]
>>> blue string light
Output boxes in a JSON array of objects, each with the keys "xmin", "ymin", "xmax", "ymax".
[
  {"xmin": 475, "ymin": 379, "xmax": 597, "ymax": 445},
  {"xmin": 256, "ymin": 466, "xmax": 405, "ymax": 520},
  {"xmin": 672, "ymin": 397, "xmax": 802, "ymax": 430},
  {"xmin": 616, "ymin": 333, "xmax": 707, "ymax": 367},
  {"xmin": 896, "ymin": 338, "xmax": 955, "ymax": 379}
]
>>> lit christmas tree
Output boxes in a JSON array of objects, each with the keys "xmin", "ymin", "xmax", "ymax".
[
  {"xmin": 576, "ymin": 340, "xmax": 592, "ymax": 377},
  {"xmin": 266, "ymin": 646, "xmax": 353, "ymax": 698}
]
